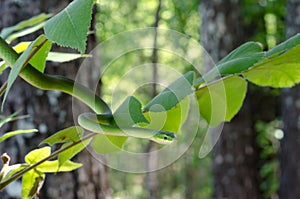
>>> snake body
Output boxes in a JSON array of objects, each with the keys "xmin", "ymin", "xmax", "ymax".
[{"xmin": 0, "ymin": 37, "xmax": 176, "ymax": 144}]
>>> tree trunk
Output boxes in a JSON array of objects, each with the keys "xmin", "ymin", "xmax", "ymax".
[
  {"xmin": 145, "ymin": 1, "xmax": 162, "ymax": 198},
  {"xmin": 200, "ymin": 0, "xmax": 261, "ymax": 198},
  {"xmin": 279, "ymin": 0, "xmax": 300, "ymax": 198},
  {"xmin": 0, "ymin": 1, "xmax": 110, "ymax": 198}
]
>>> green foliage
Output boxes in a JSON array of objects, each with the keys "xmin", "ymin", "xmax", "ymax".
[
  {"xmin": 28, "ymin": 36, "xmax": 52, "ymax": 73},
  {"xmin": 46, "ymin": 52, "xmax": 91, "ymax": 63},
  {"xmin": 1, "ymin": 0, "xmax": 300, "ymax": 197},
  {"xmin": 22, "ymin": 170, "xmax": 44, "ymax": 199},
  {"xmin": 35, "ymin": 159, "xmax": 82, "ymax": 173},
  {"xmin": 255, "ymin": 120, "xmax": 281, "ymax": 198},
  {"xmin": 44, "ymin": 0, "xmax": 94, "ymax": 53},
  {"xmin": 114, "ymin": 96, "xmax": 149, "ymax": 126},
  {"xmin": 25, "ymin": 147, "xmax": 52, "ymax": 164},
  {"xmin": 92, "ymin": 134, "xmax": 128, "ymax": 154},
  {"xmin": 58, "ymin": 138, "xmax": 91, "ymax": 169},
  {"xmin": 0, "ymin": 111, "xmax": 38, "ymax": 143},
  {"xmin": 0, "ymin": 61, "xmax": 6, "ymax": 75},
  {"xmin": 0, "ymin": 13, "xmax": 52, "ymax": 43},
  {"xmin": 242, "ymin": 0, "xmax": 286, "ymax": 48},
  {"xmin": 0, "ymin": 110, "xmax": 28, "ymax": 128},
  {"xmin": 196, "ymin": 76, "xmax": 248, "ymax": 126},
  {"xmin": 1, "ymin": 35, "xmax": 51, "ymax": 110},
  {"xmin": 144, "ymin": 97, "xmax": 189, "ymax": 133},
  {"xmin": 22, "ymin": 147, "xmax": 81, "ymax": 198},
  {"xmin": 40, "ymin": 126, "xmax": 84, "ymax": 145},
  {"xmin": 243, "ymin": 45, "xmax": 300, "ymax": 87},
  {"xmin": 143, "ymin": 71, "xmax": 194, "ymax": 112},
  {"xmin": 266, "ymin": 33, "xmax": 300, "ymax": 56},
  {"xmin": 0, "ymin": 129, "xmax": 38, "ymax": 143},
  {"xmin": 40, "ymin": 126, "xmax": 90, "ymax": 168},
  {"xmin": 196, "ymin": 42, "xmax": 265, "ymax": 85}
]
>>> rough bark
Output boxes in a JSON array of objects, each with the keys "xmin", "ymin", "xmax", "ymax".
[
  {"xmin": 200, "ymin": 0, "xmax": 262, "ymax": 198},
  {"xmin": 0, "ymin": 1, "xmax": 110, "ymax": 198},
  {"xmin": 279, "ymin": 0, "xmax": 300, "ymax": 198},
  {"xmin": 145, "ymin": 1, "xmax": 162, "ymax": 198}
]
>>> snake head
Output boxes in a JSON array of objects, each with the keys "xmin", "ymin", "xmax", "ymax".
[{"xmin": 151, "ymin": 131, "xmax": 177, "ymax": 145}]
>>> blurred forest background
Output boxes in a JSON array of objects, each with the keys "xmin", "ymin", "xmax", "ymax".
[{"xmin": 1, "ymin": 0, "xmax": 300, "ymax": 198}]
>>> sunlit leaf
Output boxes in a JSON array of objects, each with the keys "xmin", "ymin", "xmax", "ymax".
[
  {"xmin": 47, "ymin": 52, "xmax": 91, "ymax": 63},
  {"xmin": 143, "ymin": 71, "xmax": 194, "ymax": 112},
  {"xmin": 0, "ymin": 61, "xmax": 6, "ymax": 75},
  {"xmin": 29, "ymin": 37, "xmax": 52, "ymax": 73},
  {"xmin": 0, "ymin": 129, "xmax": 38, "ymax": 143},
  {"xmin": 40, "ymin": 126, "xmax": 84, "ymax": 146},
  {"xmin": 0, "ymin": 13, "xmax": 52, "ymax": 39},
  {"xmin": 243, "ymin": 45, "xmax": 300, "ymax": 87},
  {"xmin": 44, "ymin": 0, "xmax": 94, "ymax": 53},
  {"xmin": 58, "ymin": 138, "xmax": 92, "ymax": 168},
  {"xmin": 13, "ymin": 42, "xmax": 31, "ymax": 53},
  {"xmin": 37, "ymin": 160, "xmax": 82, "ymax": 173},
  {"xmin": 22, "ymin": 170, "xmax": 44, "ymax": 199},
  {"xmin": 6, "ymin": 23, "xmax": 46, "ymax": 44},
  {"xmin": 11, "ymin": 43, "xmax": 91, "ymax": 63},
  {"xmin": 196, "ymin": 42, "xmax": 265, "ymax": 85},
  {"xmin": 196, "ymin": 76, "xmax": 247, "ymax": 126},
  {"xmin": 25, "ymin": 147, "xmax": 51, "ymax": 164}
]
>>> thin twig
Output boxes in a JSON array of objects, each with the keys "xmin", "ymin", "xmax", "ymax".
[{"xmin": 0, "ymin": 81, "xmax": 7, "ymax": 97}]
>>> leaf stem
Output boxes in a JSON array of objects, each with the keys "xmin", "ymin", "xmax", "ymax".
[
  {"xmin": 0, "ymin": 132, "xmax": 95, "ymax": 191},
  {"xmin": 0, "ymin": 81, "xmax": 7, "ymax": 97}
]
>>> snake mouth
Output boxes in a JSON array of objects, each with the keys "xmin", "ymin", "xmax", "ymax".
[{"xmin": 162, "ymin": 131, "xmax": 177, "ymax": 138}]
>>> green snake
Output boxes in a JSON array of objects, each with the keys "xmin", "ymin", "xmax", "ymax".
[{"xmin": 0, "ymin": 37, "xmax": 176, "ymax": 144}]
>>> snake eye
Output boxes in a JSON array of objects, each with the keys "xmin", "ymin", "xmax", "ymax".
[{"xmin": 163, "ymin": 136, "xmax": 168, "ymax": 140}]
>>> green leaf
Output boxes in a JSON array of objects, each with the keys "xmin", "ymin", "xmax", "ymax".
[
  {"xmin": 196, "ymin": 42, "xmax": 265, "ymax": 85},
  {"xmin": 0, "ymin": 13, "xmax": 52, "ymax": 39},
  {"xmin": 92, "ymin": 134, "xmax": 128, "ymax": 154},
  {"xmin": 218, "ymin": 42, "xmax": 263, "ymax": 65},
  {"xmin": 22, "ymin": 170, "xmax": 45, "ymax": 199},
  {"xmin": 47, "ymin": 52, "xmax": 91, "ymax": 63},
  {"xmin": 6, "ymin": 22, "xmax": 46, "ymax": 44},
  {"xmin": 40, "ymin": 126, "xmax": 84, "ymax": 146},
  {"xmin": 37, "ymin": 160, "xmax": 82, "ymax": 173},
  {"xmin": 2, "ymin": 35, "xmax": 51, "ymax": 110},
  {"xmin": 243, "ymin": 45, "xmax": 300, "ymax": 87},
  {"xmin": 0, "ymin": 110, "xmax": 28, "ymax": 128},
  {"xmin": 25, "ymin": 147, "xmax": 51, "ymax": 164},
  {"xmin": 114, "ymin": 96, "xmax": 149, "ymax": 126},
  {"xmin": 13, "ymin": 42, "xmax": 31, "ymax": 53},
  {"xmin": 0, "ymin": 61, "xmax": 6, "ymax": 75},
  {"xmin": 0, "ymin": 129, "xmax": 38, "ymax": 143},
  {"xmin": 143, "ymin": 97, "xmax": 189, "ymax": 133},
  {"xmin": 266, "ymin": 33, "xmax": 300, "ymax": 57},
  {"xmin": 29, "ymin": 38, "xmax": 52, "ymax": 73},
  {"xmin": 44, "ymin": 0, "xmax": 94, "ymax": 53},
  {"xmin": 196, "ymin": 76, "xmax": 248, "ymax": 126},
  {"xmin": 143, "ymin": 71, "xmax": 195, "ymax": 112},
  {"xmin": 58, "ymin": 138, "xmax": 92, "ymax": 168}
]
